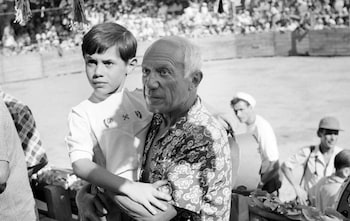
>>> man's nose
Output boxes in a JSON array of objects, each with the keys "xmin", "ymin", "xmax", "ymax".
[
  {"xmin": 235, "ymin": 111, "xmax": 241, "ymax": 117},
  {"xmin": 330, "ymin": 134, "xmax": 338, "ymax": 140},
  {"xmin": 144, "ymin": 72, "xmax": 159, "ymax": 89}
]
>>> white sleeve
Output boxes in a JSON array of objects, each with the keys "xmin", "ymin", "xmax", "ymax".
[
  {"xmin": 258, "ymin": 121, "xmax": 279, "ymax": 161},
  {"xmin": 283, "ymin": 147, "xmax": 310, "ymax": 170},
  {"xmin": 65, "ymin": 107, "xmax": 94, "ymax": 163}
]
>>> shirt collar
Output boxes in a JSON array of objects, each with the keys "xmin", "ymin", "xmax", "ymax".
[{"xmin": 152, "ymin": 96, "xmax": 202, "ymax": 136}]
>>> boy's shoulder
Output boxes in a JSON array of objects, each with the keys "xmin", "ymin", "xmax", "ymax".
[
  {"xmin": 71, "ymin": 98, "xmax": 91, "ymax": 111},
  {"xmin": 123, "ymin": 88, "xmax": 145, "ymax": 102}
]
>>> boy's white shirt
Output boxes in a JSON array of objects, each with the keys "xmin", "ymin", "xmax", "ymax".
[{"xmin": 66, "ymin": 88, "xmax": 152, "ymax": 181}]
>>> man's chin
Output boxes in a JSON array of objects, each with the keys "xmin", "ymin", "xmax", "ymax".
[{"xmin": 146, "ymin": 104, "xmax": 166, "ymax": 114}]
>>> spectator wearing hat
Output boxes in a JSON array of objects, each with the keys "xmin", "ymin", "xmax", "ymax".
[
  {"xmin": 281, "ymin": 116, "xmax": 343, "ymax": 205},
  {"xmin": 308, "ymin": 149, "xmax": 350, "ymax": 212},
  {"xmin": 230, "ymin": 92, "xmax": 281, "ymax": 194}
]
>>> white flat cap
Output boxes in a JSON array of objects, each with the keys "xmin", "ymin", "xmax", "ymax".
[{"xmin": 232, "ymin": 92, "xmax": 256, "ymax": 108}]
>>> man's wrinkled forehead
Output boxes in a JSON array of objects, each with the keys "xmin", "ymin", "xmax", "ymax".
[{"xmin": 142, "ymin": 38, "xmax": 185, "ymax": 67}]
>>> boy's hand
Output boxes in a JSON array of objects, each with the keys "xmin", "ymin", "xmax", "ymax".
[{"xmin": 124, "ymin": 180, "xmax": 172, "ymax": 215}]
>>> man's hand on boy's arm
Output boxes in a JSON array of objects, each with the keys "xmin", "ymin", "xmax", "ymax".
[
  {"xmin": 120, "ymin": 180, "xmax": 172, "ymax": 215},
  {"xmin": 73, "ymin": 159, "xmax": 171, "ymax": 214},
  {"xmin": 113, "ymin": 194, "xmax": 177, "ymax": 221}
]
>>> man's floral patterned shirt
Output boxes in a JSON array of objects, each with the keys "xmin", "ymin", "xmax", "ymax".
[{"xmin": 141, "ymin": 98, "xmax": 232, "ymax": 221}]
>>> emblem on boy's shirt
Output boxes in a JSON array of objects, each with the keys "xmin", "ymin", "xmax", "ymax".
[
  {"xmin": 122, "ymin": 114, "xmax": 130, "ymax": 120},
  {"xmin": 134, "ymin": 110, "xmax": 142, "ymax": 119},
  {"xmin": 104, "ymin": 118, "xmax": 114, "ymax": 128}
]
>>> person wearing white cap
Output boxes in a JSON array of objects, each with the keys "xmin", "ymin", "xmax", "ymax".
[
  {"xmin": 230, "ymin": 92, "xmax": 281, "ymax": 194},
  {"xmin": 281, "ymin": 116, "xmax": 343, "ymax": 205}
]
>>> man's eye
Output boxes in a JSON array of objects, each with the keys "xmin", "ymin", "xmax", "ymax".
[
  {"xmin": 142, "ymin": 68, "xmax": 150, "ymax": 76},
  {"xmin": 86, "ymin": 60, "xmax": 96, "ymax": 65},
  {"xmin": 159, "ymin": 69, "xmax": 170, "ymax": 76}
]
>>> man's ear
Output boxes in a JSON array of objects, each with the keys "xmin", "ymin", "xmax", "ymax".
[
  {"xmin": 342, "ymin": 167, "xmax": 350, "ymax": 178},
  {"xmin": 317, "ymin": 129, "xmax": 322, "ymax": 138},
  {"xmin": 189, "ymin": 70, "xmax": 203, "ymax": 89},
  {"xmin": 127, "ymin": 57, "xmax": 137, "ymax": 74}
]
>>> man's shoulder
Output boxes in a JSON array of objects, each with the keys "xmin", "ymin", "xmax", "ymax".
[
  {"xmin": 255, "ymin": 115, "xmax": 273, "ymax": 128},
  {"xmin": 190, "ymin": 101, "xmax": 228, "ymax": 142},
  {"xmin": 300, "ymin": 144, "xmax": 317, "ymax": 151},
  {"xmin": 1, "ymin": 92, "xmax": 29, "ymax": 113},
  {"xmin": 334, "ymin": 146, "xmax": 343, "ymax": 154}
]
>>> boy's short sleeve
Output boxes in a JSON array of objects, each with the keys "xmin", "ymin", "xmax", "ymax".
[{"xmin": 66, "ymin": 107, "xmax": 95, "ymax": 163}]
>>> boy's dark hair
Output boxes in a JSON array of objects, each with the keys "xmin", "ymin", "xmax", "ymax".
[
  {"xmin": 334, "ymin": 150, "xmax": 350, "ymax": 171},
  {"xmin": 82, "ymin": 22, "xmax": 137, "ymax": 63}
]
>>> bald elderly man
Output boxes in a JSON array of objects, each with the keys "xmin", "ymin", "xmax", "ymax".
[{"xmin": 77, "ymin": 36, "xmax": 232, "ymax": 221}]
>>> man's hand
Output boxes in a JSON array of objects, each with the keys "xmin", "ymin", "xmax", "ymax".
[
  {"xmin": 294, "ymin": 185, "xmax": 309, "ymax": 205},
  {"xmin": 76, "ymin": 184, "xmax": 106, "ymax": 221},
  {"xmin": 123, "ymin": 180, "xmax": 172, "ymax": 215}
]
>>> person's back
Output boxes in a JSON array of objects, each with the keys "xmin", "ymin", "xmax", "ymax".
[
  {"xmin": 0, "ymin": 90, "xmax": 48, "ymax": 177},
  {"xmin": 308, "ymin": 149, "xmax": 350, "ymax": 212},
  {"xmin": 0, "ymin": 97, "xmax": 37, "ymax": 220}
]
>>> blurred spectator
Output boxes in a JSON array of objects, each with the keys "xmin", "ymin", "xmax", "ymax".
[
  {"xmin": 308, "ymin": 149, "xmax": 350, "ymax": 213},
  {"xmin": 1, "ymin": 0, "xmax": 350, "ymax": 55},
  {"xmin": 2, "ymin": 21, "xmax": 17, "ymax": 51},
  {"xmin": 281, "ymin": 116, "xmax": 343, "ymax": 205}
]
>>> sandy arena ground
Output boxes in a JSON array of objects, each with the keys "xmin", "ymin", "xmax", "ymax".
[{"xmin": 2, "ymin": 56, "xmax": 350, "ymax": 202}]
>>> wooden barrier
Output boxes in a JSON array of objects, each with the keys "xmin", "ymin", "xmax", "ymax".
[
  {"xmin": 0, "ymin": 53, "xmax": 43, "ymax": 82},
  {"xmin": 0, "ymin": 29, "xmax": 349, "ymax": 83},
  {"xmin": 41, "ymin": 48, "xmax": 84, "ymax": 78},
  {"xmin": 273, "ymin": 31, "xmax": 293, "ymax": 56},
  {"xmin": 235, "ymin": 32, "xmax": 275, "ymax": 58},
  {"xmin": 309, "ymin": 28, "xmax": 350, "ymax": 56},
  {"xmin": 197, "ymin": 35, "xmax": 237, "ymax": 60}
]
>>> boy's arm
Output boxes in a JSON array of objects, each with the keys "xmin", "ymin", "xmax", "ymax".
[
  {"xmin": 73, "ymin": 159, "xmax": 132, "ymax": 195},
  {"xmin": 76, "ymin": 182, "xmax": 176, "ymax": 221},
  {"xmin": 73, "ymin": 159, "xmax": 171, "ymax": 214}
]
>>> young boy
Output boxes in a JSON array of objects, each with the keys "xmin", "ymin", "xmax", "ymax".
[
  {"xmin": 308, "ymin": 149, "xmax": 350, "ymax": 212},
  {"xmin": 66, "ymin": 23, "xmax": 170, "ymax": 218}
]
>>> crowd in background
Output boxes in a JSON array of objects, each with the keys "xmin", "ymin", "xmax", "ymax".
[{"xmin": 0, "ymin": 0, "xmax": 349, "ymax": 56}]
